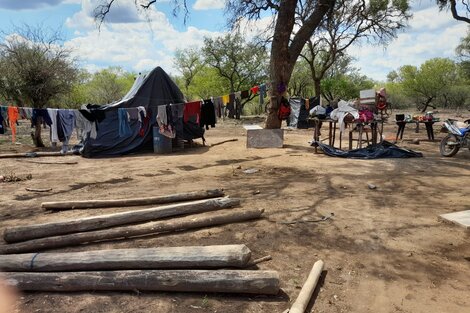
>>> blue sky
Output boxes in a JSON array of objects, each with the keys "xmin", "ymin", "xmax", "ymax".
[{"xmin": 0, "ymin": 0, "xmax": 467, "ymax": 82}]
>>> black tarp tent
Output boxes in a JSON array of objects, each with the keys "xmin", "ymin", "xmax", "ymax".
[{"xmin": 79, "ymin": 67, "xmax": 186, "ymax": 158}]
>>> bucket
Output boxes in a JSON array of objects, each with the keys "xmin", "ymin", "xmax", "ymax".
[{"xmin": 152, "ymin": 127, "xmax": 172, "ymax": 154}]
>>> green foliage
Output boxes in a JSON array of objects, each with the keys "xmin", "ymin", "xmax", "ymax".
[
  {"xmin": 386, "ymin": 57, "xmax": 470, "ymax": 110},
  {"xmin": 321, "ymin": 73, "xmax": 375, "ymax": 101},
  {"xmin": 185, "ymin": 66, "xmax": 227, "ymax": 100},
  {"xmin": 0, "ymin": 25, "xmax": 78, "ymax": 108}
]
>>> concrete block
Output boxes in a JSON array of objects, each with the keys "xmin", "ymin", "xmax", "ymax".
[
  {"xmin": 246, "ymin": 129, "xmax": 284, "ymax": 148},
  {"xmin": 439, "ymin": 210, "xmax": 470, "ymax": 230}
]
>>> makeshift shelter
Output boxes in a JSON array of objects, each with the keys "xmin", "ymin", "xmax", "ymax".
[
  {"xmin": 79, "ymin": 67, "xmax": 187, "ymax": 158},
  {"xmin": 288, "ymin": 97, "xmax": 319, "ymax": 129}
]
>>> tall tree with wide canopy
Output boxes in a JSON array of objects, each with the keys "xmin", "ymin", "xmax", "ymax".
[
  {"xmin": 93, "ymin": 0, "xmax": 336, "ymax": 128},
  {"xmin": 300, "ymin": 0, "xmax": 410, "ymax": 97},
  {"xmin": 0, "ymin": 25, "xmax": 78, "ymax": 147}
]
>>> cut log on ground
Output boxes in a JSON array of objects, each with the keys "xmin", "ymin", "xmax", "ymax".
[
  {"xmin": 4, "ymin": 197, "xmax": 239, "ymax": 243},
  {"xmin": 17, "ymin": 160, "xmax": 78, "ymax": 165},
  {"xmin": 25, "ymin": 188, "xmax": 52, "ymax": 192},
  {"xmin": 2, "ymin": 269, "xmax": 280, "ymax": 294},
  {"xmin": 288, "ymin": 260, "xmax": 325, "ymax": 313},
  {"xmin": 0, "ymin": 208, "xmax": 264, "ymax": 254},
  {"xmin": 41, "ymin": 189, "xmax": 225, "ymax": 211},
  {"xmin": 0, "ymin": 245, "xmax": 251, "ymax": 271}
]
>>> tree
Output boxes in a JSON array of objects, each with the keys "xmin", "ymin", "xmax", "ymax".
[
  {"xmin": 92, "ymin": 0, "xmax": 336, "ymax": 128},
  {"xmin": 87, "ymin": 67, "xmax": 135, "ymax": 104},
  {"xmin": 437, "ymin": 0, "xmax": 470, "ymax": 23},
  {"xmin": 174, "ymin": 48, "xmax": 204, "ymax": 95},
  {"xmin": 321, "ymin": 72, "xmax": 375, "ymax": 102},
  {"xmin": 456, "ymin": 28, "xmax": 470, "ymax": 60},
  {"xmin": 300, "ymin": 0, "xmax": 410, "ymax": 97},
  {"xmin": 0, "ymin": 24, "xmax": 78, "ymax": 147},
  {"xmin": 395, "ymin": 58, "xmax": 459, "ymax": 112}
]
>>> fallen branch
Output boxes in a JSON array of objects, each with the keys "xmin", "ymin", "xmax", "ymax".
[
  {"xmin": 41, "ymin": 189, "xmax": 225, "ymax": 211},
  {"xmin": 4, "ymin": 197, "xmax": 239, "ymax": 243},
  {"xmin": 0, "ymin": 208, "xmax": 264, "ymax": 254},
  {"xmin": 0, "ymin": 152, "xmax": 72, "ymax": 159},
  {"xmin": 17, "ymin": 160, "xmax": 78, "ymax": 165},
  {"xmin": 25, "ymin": 188, "xmax": 52, "ymax": 192},
  {"xmin": 245, "ymin": 255, "xmax": 272, "ymax": 267},
  {"xmin": 0, "ymin": 245, "xmax": 252, "ymax": 271},
  {"xmin": 2, "ymin": 269, "xmax": 280, "ymax": 294}
]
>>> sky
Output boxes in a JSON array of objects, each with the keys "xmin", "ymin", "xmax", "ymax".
[{"xmin": 0, "ymin": 0, "xmax": 467, "ymax": 82}]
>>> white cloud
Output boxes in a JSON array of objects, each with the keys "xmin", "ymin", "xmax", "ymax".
[
  {"xmin": 193, "ymin": 0, "xmax": 225, "ymax": 11},
  {"xmin": 64, "ymin": 4, "xmax": 222, "ymax": 75},
  {"xmin": 348, "ymin": 5, "xmax": 467, "ymax": 81}
]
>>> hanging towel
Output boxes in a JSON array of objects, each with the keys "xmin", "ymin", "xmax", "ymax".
[
  {"xmin": 118, "ymin": 108, "xmax": 132, "ymax": 138},
  {"xmin": 47, "ymin": 109, "xmax": 59, "ymax": 143},
  {"xmin": 7, "ymin": 106, "xmax": 19, "ymax": 143},
  {"xmin": 58, "ymin": 109, "xmax": 76, "ymax": 142},
  {"xmin": 75, "ymin": 111, "xmax": 95, "ymax": 141},
  {"xmin": 221, "ymin": 95, "xmax": 230, "ymax": 105}
]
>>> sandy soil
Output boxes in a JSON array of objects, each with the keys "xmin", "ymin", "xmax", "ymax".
[{"xmin": 0, "ymin": 112, "xmax": 469, "ymax": 313}]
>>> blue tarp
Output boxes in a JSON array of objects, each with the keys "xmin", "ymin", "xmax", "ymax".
[{"xmin": 316, "ymin": 141, "xmax": 423, "ymax": 159}]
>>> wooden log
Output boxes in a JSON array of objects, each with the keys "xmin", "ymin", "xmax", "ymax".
[
  {"xmin": 0, "ymin": 209, "xmax": 264, "ymax": 254},
  {"xmin": 4, "ymin": 197, "xmax": 238, "ymax": 243},
  {"xmin": 2, "ymin": 269, "xmax": 280, "ymax": 294},
  {"xmin": 288, "ymin": 260, "xmax": 325, "ymax": 313},
  {"xmin": 0, "ymin": 245, "xmax": 252, "ymax": 271},
  {"xmin": 41, "ymin": 189, "xmax": 225, "ymax": 210}
]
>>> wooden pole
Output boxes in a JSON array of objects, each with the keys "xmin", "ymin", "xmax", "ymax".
[
  {"xmin": 41, "ymin": 189, "xmax": 225, "ymax": 211},
  {"xmin": 0, "ymin": 245, "xmax": 252, "ymax": 271},
  {"xmin": 2, "ymin": 269, "xmax": 280, "ymax": 294},
  {"xmin": 4, "ymin": 197, "xmax": 239, "ymax": 243},
  {"xmin": 288, "ymin": 260, "xmax": 325, "ymax": 313},
  {"xmin": 0, "ymin": 209, "xmax": 264, "ymax": 254}
]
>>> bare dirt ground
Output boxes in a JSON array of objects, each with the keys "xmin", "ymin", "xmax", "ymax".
[{"xmin": 0, "ymin": 111, "xmax": 469, "ymax": 313}]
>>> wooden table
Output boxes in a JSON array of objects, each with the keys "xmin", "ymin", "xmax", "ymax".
[
  {"xmin": 310, "ymin": 118, "xmax": 337, "ymax": 153},
  {"xmin": 396, "ymin": 120, "xmax": 436, "ymax": 141}
]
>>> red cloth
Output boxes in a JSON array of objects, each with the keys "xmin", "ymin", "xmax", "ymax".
[
  {"xmin": 250, "ymin": 86, "xmax": 259, "ymax": 95},
  {"xmin": 184, "ymin": 101, "xmax": 201, "ymax": 123}
]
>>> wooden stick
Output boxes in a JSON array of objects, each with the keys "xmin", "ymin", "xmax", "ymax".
[
  {"xmin": 245, "ymin": 255, "xmax": 272, "ymax": 267},
  {"xmin": 41, "ymin": 189, "xmax": 225, "ymax": 211},
  {"xmin": 2, "ymin": 269, "xmax": 280, "ymax": 294},
  {"xmin": 288, "ymin": 260, "xmax": 325, "ymax": 313},
  {"xmin": 0, "ymin": 152, "xmax": 72, "ymax": 159},
  {"xmin": 0, "ymin": 209, "xmax": 264, "ymax": 254},
  {"xmin": 25, "ymin": 188, "xmax": 52, "ymax": 192},
  {"xmin": 17, "ymin": 160, "xmax": 78, "ymax": 165},
  {"xmin": 0, "ymin": 245, "xmax": 252, "ymax": 271},
  {"xmin": 4, "ymin": 197, "xmax": 239, "ymax": 243}
]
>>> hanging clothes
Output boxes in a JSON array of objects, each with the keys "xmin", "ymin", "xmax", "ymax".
[
  {"xmin": 171, "ymin": 103, "xmax": 184, "ymax": 138},
  {"xmin": 31, "ymin": 108, "xmax": 53, "ymax": 128},
  {"xmin": 250, "ymin": 85, "xmax": 259, "ymax": 95},
  {"xmin": 118, "ymin": 108, "xmax": 132, "ymax": 138},
  {"xmin": 183, "ymin": 101, "xmax": 201, "ymax": 123},
  {"xmin": 7, "ymin": 106, "xmax": 19, "ymax": 143},
  {"xmin": 212, "ymin": 97, "xmax": 223, "ymax": 118},
  {"xmin": 0, "ymin": 111, "xmax": 4, "ymax": 135},
  {"xmin": 47, "ymin": 109, "xmax": 59, "ymax": 143},
  {"xmin": 57, "ymin": 109, "xmax": 75, "ymax": 142},
  {"xmin": 241, "ymin": 90, "xmax": 250, "ymax": 99},
  {"xmin": 227, "ymin": 93, "xmax": 236, "ymax": 119},
  {"xmin": 157, "ymin": 104, "xmax": 175, "ymax": 138},
  {"xmin": 0, "ymin": 106, "xmax": 7, "ymax": 124},
  {"xmin": 200, "ymin": 99, "xmax": 216, "ymax": 130},
  {"xmin": 221, "ymin": 95, "xmax": 230, "ymax": 105},
  {"xmin": 75, "ymin": 111, "xmax": 95, "ymax": 141},
  {"xmin": 259, "ymin": 83, "xmax": 267, "ymax": 105},
  {"xmin": 23, "ymin": 108, "xmax": 33, "ymax": 119}
]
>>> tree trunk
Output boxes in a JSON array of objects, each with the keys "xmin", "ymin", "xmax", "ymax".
[
  {"xmin": 32, "ymin": 118, "xmax": 45, "ymax": 147},
  {"xmin": 420, "ymin": 97, "xmax": 436, "ymax": 113},
  {"xmin": 0, "ymin": 245, "xmax": 252, "ymax": 271},
  {"xmin": 41, "ymin": 189, "xmax": 225, "ymax": 211},
  {"xmin": 4, "ymin": 197, "xmax": 239, "ymax": 243},
  {"xmin": 265, "ymin": 0, "xmax": 297, "ymax": 129},
  {"xmin": 314, "ymin": 79, "xmax": 322, "ymax": 97},
  {"xmin": 2, "ymin": 269, "xmax": 280, "ymax": 294}
]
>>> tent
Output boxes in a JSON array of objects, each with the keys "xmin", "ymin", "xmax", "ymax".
[
  {"xmin": 288, "ymin": 97, "xmax": 319, "ymax": 128},
  {"xmin": 79, "ymin": 67, "xmax": 186, "ymax": 158}
]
